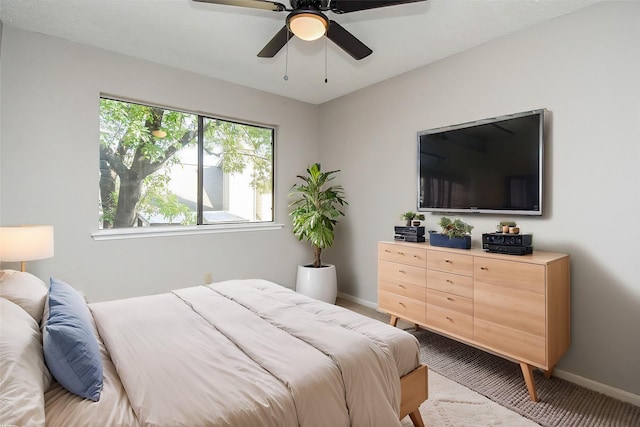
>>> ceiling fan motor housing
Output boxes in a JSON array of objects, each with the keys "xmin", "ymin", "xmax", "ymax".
[{"xmin": 289, "ymin": 0, "xmax": 330, "ymax": 10}]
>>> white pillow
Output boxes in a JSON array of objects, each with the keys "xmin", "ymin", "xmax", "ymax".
[
  {"xmin": 0, "ymin": 297, "xmax": 51, "ymax": 425},
  {"xmin": 0, "ymin": 269, "xmax": 48, "ymax": 323}
]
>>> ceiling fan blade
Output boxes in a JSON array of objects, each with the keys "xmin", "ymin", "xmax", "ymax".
[
  {"xmin": 330, "ymin": 0, "xmax": 425, "ymax": 14},
  {"xmin": 257, "ymin": 26, "xmax": 292, "ymax": 58},
  {"xmin": 327, "ymin": 21, "xmax": 372, "ymax": 60},
  {"xmin": 192, "ymin": 0, "xmax": 287, "ymax": 12}
]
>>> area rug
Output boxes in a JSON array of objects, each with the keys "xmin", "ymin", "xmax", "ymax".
[
  {"xmin": 401, "ymin": 370, "xmax": 538, "ymax": 427},
  {"xmin": 412, "ymin": 329, "xmax": 640, "ymax": 427}
]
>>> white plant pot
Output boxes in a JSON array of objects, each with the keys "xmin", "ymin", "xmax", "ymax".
[{"xmin": 296, "ymin": 264, "xmax": 337, "ymax": 304}]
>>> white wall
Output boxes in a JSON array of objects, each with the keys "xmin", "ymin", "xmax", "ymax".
[
  {"xmin": 0, "ymin": 26, "xmax": 318, "ymax": 302},
  {"xmin": 319, "ymin": 2, "xmax": 640, "ymax": 396}
]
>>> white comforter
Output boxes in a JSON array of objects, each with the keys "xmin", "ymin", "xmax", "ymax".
[{"xmin": 46, "ymin": 279, "xmax": 419, "ymax": 427}]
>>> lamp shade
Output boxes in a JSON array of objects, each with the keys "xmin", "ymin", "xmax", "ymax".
[
  {"xmin": 0, "ymin": 225, "xmax": 54, "ymax": 262},
  {"xmin": 288, "ymin": 11, "xmax": 328, "ymax": 41}
]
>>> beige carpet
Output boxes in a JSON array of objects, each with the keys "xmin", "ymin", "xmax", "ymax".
[{"xmin": 400, "ymin": 370, "xmax": 539, "ymax": 427}]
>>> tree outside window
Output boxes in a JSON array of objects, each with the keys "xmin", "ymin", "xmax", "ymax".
[{"xmin": 99, "ymin": 98, "xmax": 273, "ymax": 229}]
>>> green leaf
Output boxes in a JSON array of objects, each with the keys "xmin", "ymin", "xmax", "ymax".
[{"xmin": 288, "ymin": 163, "xmax": 348, "ymax": 266}]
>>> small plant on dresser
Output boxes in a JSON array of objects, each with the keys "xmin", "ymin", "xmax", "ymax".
[
  {"xmin": 429, "ymin": 217, "xmax": 474, "ymax": 249},
  {"xmin": 400, "ymin": 211, "xmax": 425, "ymax": 226}
]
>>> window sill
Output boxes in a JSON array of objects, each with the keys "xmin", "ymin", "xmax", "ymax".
[{"xmin": 92, "ymin": 222, "xmax": 285, "ymax": 241}]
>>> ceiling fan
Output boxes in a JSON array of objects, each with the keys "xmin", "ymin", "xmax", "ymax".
[{"xmin": 193, "ymin": 0, "xmax": 426, "ymax": 60}]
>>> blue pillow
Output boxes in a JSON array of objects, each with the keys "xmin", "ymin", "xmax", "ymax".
[{"xmin": 43, "ymin": 277, "xmax": 103, "ymax": 401}]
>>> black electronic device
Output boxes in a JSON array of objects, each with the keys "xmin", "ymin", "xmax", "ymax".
[
  {"xmin": 417, "ymin": 109, "xmax": 545, "ymax": 216},
  {"xmin": 394, "ymin": 234, "xmax": 426, "ymax": 243},
  {"xmin": 394, "ymin": 226, "xmax": 425, "ymax": 236},
  {"xmin": 482, "ymin": 233, "xmax": 532, "ymax": 247},
  {"xmin": 394, "ymin": 226, "xmax": 426, "ymax": 243},
  {"xmin": 483, "ymin": 244, "xmax": 533, "ymax": 255}
]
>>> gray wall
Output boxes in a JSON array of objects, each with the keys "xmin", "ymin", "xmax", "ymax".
[
  {"xmin": 0, "ymin": 26, "xmax": 318, "ymax": 302},
  {"xmin": 318, "ymin": 2, "xmax": 640, "ymax": 397}
]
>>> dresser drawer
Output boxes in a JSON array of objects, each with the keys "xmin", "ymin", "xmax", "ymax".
[
  {"xmin": 426, "ymin": 303, "xmax": 473, "ymax": 340},
  {"xmin": 474, "ymin": 318, "xmax": 546, "ymax": 366},
  {"xmin": 379, "ymin": 290, "xmax": 426, "ymax": 324},
  {"xmin": 426, "ymin": 269, "xmax": 473, "ymax": 298},
  {"xmin": 427, "ymin": 250, "xmax": 473, "ymax": 276},
  {"xmin": 379, "ymin": 260, "xmax": 426, "ymax": 287},
  {"xmin": 426, "ymin": 289, "xmax": 472, "ymax": 315},
  {"xmin": 379, "ymin": 243, "xmax": 427, "ymax": 268},
  {"xmin": 474, "ymin": 257, "xmax": 545, "ymax": 295},
  {"xmin": 474, "ymin": 282, "xmax": 546, "ymax": 339},
  {"xmin": 379, "ymin": 279, "xmax": 426, "ymax": 301}
]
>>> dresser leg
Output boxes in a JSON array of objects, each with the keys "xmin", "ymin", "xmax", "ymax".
[
  {"xmin": 390, "ymin": 315, "xmax": 399, "ymax": 327},
  {"xmin": 520, "ymin": 362, "xmax": 539, "ymax": 402},
  {"xmin": 409, "ymin": 409, "xmax": 425, "ymax": 427},
  {"xmin": 544, "ymin": 366, "xmax": 555, "ymax": 379}
]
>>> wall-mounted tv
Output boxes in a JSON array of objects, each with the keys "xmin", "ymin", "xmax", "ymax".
[{"xmin": 418, "ymin": 109, "xmax": 545, "ymax": 216}]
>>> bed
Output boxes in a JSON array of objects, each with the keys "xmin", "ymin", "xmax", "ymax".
[{"xmin": 0, "ymin": 270, "xmax": 428, "ymax": 427}]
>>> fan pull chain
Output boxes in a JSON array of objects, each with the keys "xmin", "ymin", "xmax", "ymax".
[
  {"xmin": 324, "ymin": 36, "xmax": 328, "ymax": 84},
  {"xmin": 284, "ymin": 30, "xmax": 289, "ymax": 81}
]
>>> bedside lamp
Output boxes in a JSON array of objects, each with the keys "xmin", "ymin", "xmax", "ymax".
[{"xmin": 0, "ymin": 225, "xmax": 54, "ymax": 272}]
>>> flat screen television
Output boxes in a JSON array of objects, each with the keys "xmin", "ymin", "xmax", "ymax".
[{"xmin": 418, "ymin": 109, "xmax": 545, "ymax": 216}]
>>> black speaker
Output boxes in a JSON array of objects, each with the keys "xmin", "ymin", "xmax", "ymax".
[
  {"xmin": 394, "ymin": 226, "xmax": 425, "ymax": 236},
  {"xmin": 482, "ymin": 233, "xmax": 532, "ymax": 247},
  {"xmin": 483, "ymin": 244, "xmax": 533, "ymax": 256}
]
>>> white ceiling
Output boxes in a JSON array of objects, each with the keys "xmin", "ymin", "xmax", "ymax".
[{"xmin": 0, "ymin": 0, "xmax": 603, "ymax": 104}]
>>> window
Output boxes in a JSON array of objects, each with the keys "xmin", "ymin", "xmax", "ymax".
[{"xmin": 99, "ymin": 97, "xmax": 274, "ymax": 230}]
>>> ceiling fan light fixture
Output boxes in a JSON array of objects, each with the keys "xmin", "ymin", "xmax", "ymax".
[{"xmin": 287, "ymin": 10, "xmax": 328, "ymax": 41}]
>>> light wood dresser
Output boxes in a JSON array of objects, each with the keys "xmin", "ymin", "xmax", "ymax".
[{"xmin": 378, "ymin": 240, "xmax": 570, "ymax": 401}]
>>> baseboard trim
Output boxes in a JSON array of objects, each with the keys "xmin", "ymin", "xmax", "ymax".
[
  {"xmin": 337, "ymin": 292, "xmax": 640, "ymax": 407},
  {"xmin": 337, "ymin": 291, "xmax": 378, "ymax": 310},
  {"xmin": 552, "ymin": 368, "xmax": 640, "ymax": 407}
]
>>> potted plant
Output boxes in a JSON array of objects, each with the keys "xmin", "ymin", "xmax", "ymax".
[
  {"xmin": 289, "ymin": 163, "xmax": 347, "ymax": 303},
  {"xmin": 400, "ymin": 212, "xmax": 425, "ymax": 226},
  {"xmin": 429, "ymin": 216, "xmax": 474, "ymax": 249}
]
